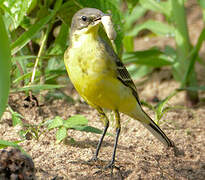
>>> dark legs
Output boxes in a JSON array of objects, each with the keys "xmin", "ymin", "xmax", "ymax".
[
  {"xmin": 92, "ymin": 121, "xmax": 109, "ymax": 160},
  {"xmin": 92, "ymin": 108, "xmax": 121, "ymax": 169},
  {"xmin": 107, "ymin": 127, "xmax": 120, "ymax": 167},
  {"xmin": 92, "ymin": 107, "xmax": 109, "ymax": 161},
  {"xmin": 107, "ymin": 110, "xmax": 121, "ymax": 168}
]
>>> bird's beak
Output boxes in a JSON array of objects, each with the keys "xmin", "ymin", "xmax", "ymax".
[
  {"xmin": 92, "ymin": 13, "xmax": 111, "ymax": 26},
  {"xmin": 93, "ymin": 17, "xmax": 102, "ymax": 25}
]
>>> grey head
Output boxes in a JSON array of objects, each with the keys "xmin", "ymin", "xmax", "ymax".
[{"xmin": 70, "ymin": 8, "xmax": 105, "ymax": 33}]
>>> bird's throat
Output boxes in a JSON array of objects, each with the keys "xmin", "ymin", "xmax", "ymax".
[{"xmin": 71, "ymin": 26, "xmax": 99, "ymax": 48}]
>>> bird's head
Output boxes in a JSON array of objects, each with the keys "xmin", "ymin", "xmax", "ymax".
[{"xmin": 70, "ymin": 8, "xmax": 105, "ymax": 37}]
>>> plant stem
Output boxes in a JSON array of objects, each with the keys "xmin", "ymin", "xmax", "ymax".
[
  {"xmin": 171, "ymin": 0, "xmax": 199, "ymax": 105},
  {"xmin": 30, "ymin": 24, "xmax": 51, "ymax": 84}
]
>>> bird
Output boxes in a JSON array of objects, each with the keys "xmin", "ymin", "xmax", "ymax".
[{"xmin": 64, "ymin": 8, "xmax": 174, "ymax": 168}]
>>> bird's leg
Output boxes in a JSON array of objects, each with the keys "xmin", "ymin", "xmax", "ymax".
[
  {"xmin": 91, "ymin": 107, "xmax": 109, "ymax": 161},
  {"xmin": 106, "ymin": 110, "xmax": 121, "ymax": 168}
]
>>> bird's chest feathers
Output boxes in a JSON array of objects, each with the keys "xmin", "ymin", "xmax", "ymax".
[
  {"xmin": 67, "ymin": 35, "xmax": 114, "ymax": 95},
  {"xmin": 69, "ymin": 36, "xmax": 110, "ymax": 80}
]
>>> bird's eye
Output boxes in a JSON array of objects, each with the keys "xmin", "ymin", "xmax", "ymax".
[{"xmin": 81, "ymin": 16, "xmax": 87, "ymax": 21}]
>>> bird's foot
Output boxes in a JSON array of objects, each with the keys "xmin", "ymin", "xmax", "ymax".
[
  {"xmin": 105, "ymin": 161, "xmax": 120, "ymax": 171},
  {"xmin": 103, "ymin": 161, "xmax": 122, "ymax": 179},
  {"xmin": 86, "ymin": 156, "xmax": 101, "ymax": 167},
  {"xmin": 88, "ymin": 155, "xmax": 98, "ymax": 162},
  {"xmin": 93, "ymin": 161, "xmax": 121, "ymax": 177}
]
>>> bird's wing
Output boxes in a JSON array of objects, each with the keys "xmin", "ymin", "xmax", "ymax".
[
  {"xmin": 115, "ymin": 59, "xmax": 142, "ymax": 105},
  {"xmin": 100, "ymin": 39, "xmax": 141, "ymax": 105}
]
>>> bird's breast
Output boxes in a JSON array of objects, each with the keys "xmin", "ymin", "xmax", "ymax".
[{"xmin": 64, "ymin": 39, "xmax": 116, "ymax": 100}]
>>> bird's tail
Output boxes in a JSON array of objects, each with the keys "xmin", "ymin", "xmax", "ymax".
[{"xmin": 134, "ymin": 109, "xmax": 174, "ymax": 147}]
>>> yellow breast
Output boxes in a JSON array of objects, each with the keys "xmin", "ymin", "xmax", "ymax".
[{"xmin": 64, "ymin": 33, "xmax": 115, "ymax": 104}]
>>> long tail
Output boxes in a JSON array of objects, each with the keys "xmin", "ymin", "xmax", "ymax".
[{"xmin": 139, "ymin": 110, "xmax": 174, "ymax": 147}]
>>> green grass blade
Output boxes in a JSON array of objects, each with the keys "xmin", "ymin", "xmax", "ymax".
[
  {"xmin": 71, "ymin": 125, "xmax": 103, "ymax": 134},
  {"xmin": 123, "ymin": 48, "xmax": 174, "ymax": 67},
  {"xmin": 171, "ymin": 0, "xmax": 192, "ymax": 82},
  {"xmin": 11, "ymin": 14, "xmax": 53, "ymax": 55},
  {"xmin": 64, "ymin": 115, "xmax": 88, "ymax": 128},
  {"xmin": 57, "ymin": 0, "xmax": 79, "ymax": 25},
  {"xmin": 11, "ymin": 0, "xmax": 62, "ymax": 55},
  {"xmin": 155, "ymin": 91, "xmax": 178, "ymax": 122},
  {"xmin": 181, "ymin": 28, "xmax": 205, "ymax": 88},
  {"xmin": 198, "ymin": 0, "xmax": 205, "ymax": 21},
  {"xmin": 179, "ymin": 86, "xmax": 205, "ymax": 91},
  {"xmin": 126, "ymin": 65, "xmax": 152, "ymax": 79},
  {"xmin": 0, "ymin": 0, "xmax": 31, "ymax": 29},
  {"xmin": 139, "ymin": 0, "xmax": 171, "ymax": 17},
  {"xmin": 0, "ymin": 14, "xmax": 11, "ymax": 119},
  {"xmin": 11, "ymin": 84, "xmax": 66, "ymax": 92},
  {"xmin": 12, "ymin": 55, "xmax": 37, "ymax": 62},
  {"xmin": 0, "ymin": 140, "xmax": 23, "ymax": 150},
  {"xmin": 124, "ymin": 5, "xmax": 146, "ymax": 31},
  {"xmin": 128, "ymin": 20, "xmax": 175, "ymax": 37}
]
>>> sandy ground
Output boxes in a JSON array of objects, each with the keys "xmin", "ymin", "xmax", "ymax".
[{"xmin": 1, "ymin": 0, "xmax": 205, "ymax": 179}]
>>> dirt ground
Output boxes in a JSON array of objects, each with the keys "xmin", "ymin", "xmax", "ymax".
[{"xmin": 1, "ymin": 1, "xmax": 205, "ymax": 180}]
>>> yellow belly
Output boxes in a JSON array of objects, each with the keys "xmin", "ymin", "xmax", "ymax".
[
  {"xmin": 65, "ymin": 56, "xmax": 136, "ymax": 113},
  {"xmin": 70, "ymin": 68, "xmax": 136, "ymax": 112}
]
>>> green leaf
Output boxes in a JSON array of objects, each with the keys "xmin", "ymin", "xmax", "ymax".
[
  {"xmin": 11, "ymin": 84, "xmax": 66, "ymax": 92},
  {"xmin": 124, "ymin": 5, "xmax": 146, "ymax": 31},
  {"xmin": 48, "ymin": 23, "xmax": 69, "ymax": 55},
  {"xmin": 0, "ymin": 14, "xmax": 11, "ymax": 119},
  {"xmin": 123, "ymin": 36, "xmax": 134, "ymax": 52},
  {"xmin": 0, "ymin": 140, "xmax": 23, "ymax": 151},
  {"xmin": 164, "ymin": 45, "xmax": 177, "ymax": 59},
  {"xmin": 123, "ymin": 48, "xmax": 174, "ymax": 67},
  {"xmin": 45, "ymin": 91, "xmax": 74, "ymax": 103},
  {"xmin": 139, "ymin": 0, "xmax": 171, "ymax": 17},
  {"xmin": 12, "ymin": 55, "xmax": 37, "ymax": 62},
  {"xmin": 12, "ymin": 112, "xmax": 23, "ymax": 126},
  {"xmin": 181, "ymin": 28, "xmax": 205, "ymax": 88},
  {"xmin": 56, "ymin": 126, "xmax": 67, "ymax": 143},
  {"xmin": 27, "ymin": 0, "xmax": 37, "ymax": 14},
  {"xmin": 202, "ymin": 9, "xmax": 205, "ymax": 22},
  {"xmin": 170, "ymin": 0, "xmax": 192, "ymax": 83},
  {"xmin": 71, "ymin": 126, "xmax": 102, "ymax": 134},
  {"xmin": 11, "ymin": 0, "xmax": 62, "ymax": 55},
  {"xmin": 0, "ymin": 0, "xmax": 31, "ymax": 29},
  {"xmin": 155, "ymin": 91, "xmax": 177, "ymax": 121},
  {"xmin": 199, "ymin": 0, "xmax": 205, "ymax": 22},
  {"xmin": 13, "ymin": 72, "xmax": 36, "ymax": 84},
  {"xmin": 128, "ymin": 20, "xmax": 175, "ymax": 37},
  {"xmin": 126, "ymin": 0, "xmax": 139, "ymax": 9},
  {"xmin": 48, "ymin": 116, "xmax": 64, "ymax": 129},
  {"xmin": 198, "ymin": 0, "xmax": 205, "ymax": 8},
  {"xmin": 179, "ymin": 86, "xmax": 205, "ymax": 91},
  {"xmin": 11, "ymin": 15, "xmax": 52, "ymax": 55},
  {"xmin": 141, "ymin": 100, "xmax": 155, "ymax": 111},
  {"xmin": 57, "ymin": 0, "xmax": 79, "ymax": 25},
  {"xmin": 126, "ymin": 64, "xmax": 152, "ymax": 79},
  {"xmin": 64, "ymin": 115, "xmax": 88, "ymax": 128}
]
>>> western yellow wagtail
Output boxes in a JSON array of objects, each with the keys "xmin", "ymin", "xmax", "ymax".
[{"xmin": 64, "ymin": 8, "xmax": 174, "ymax": 168}]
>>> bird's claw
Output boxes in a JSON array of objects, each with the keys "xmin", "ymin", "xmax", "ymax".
[
  {"xmin": 105, "ymin": 161, "xmax": 120, "ymax": 171},
  {"xmin": 88, "ymin": 156, "xmax": 98, "ymax": 162}
]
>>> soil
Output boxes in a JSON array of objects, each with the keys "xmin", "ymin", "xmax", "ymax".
[{"xmin": 1, "ymin": 1, "xmax": 205, "ymax": 180}]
